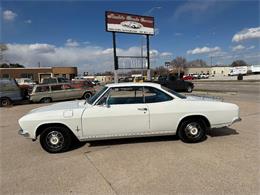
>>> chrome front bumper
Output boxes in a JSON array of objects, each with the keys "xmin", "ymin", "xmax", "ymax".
[
  {"xmin": 231, "ymin": 117, "xmax": 242, "ymax": 125},
  {"xmin": 18, "ymin": 129, "xmax": 30, "ymax": 138}
]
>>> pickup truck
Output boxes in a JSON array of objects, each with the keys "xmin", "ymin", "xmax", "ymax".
[{"xmin": 156, "ymin": 75, "xmax": 194, "ymax": 92}]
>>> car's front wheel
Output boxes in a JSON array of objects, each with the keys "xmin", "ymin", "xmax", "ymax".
[
  {"xmin": 178, "ymin": 119, "xmax": 206, "ymax": 143},
  {"xmin": 40, "ymin": 126, "xmax": 72, "ymax": 153}
]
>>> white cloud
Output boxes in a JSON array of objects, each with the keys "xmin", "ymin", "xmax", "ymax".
[
  {"xmin": 4, "ymin": 43, "xmax": 170, "ymax": 73},
  {"xmin": 232, "ymin": 44, "xmax": 245, "ymax": 51},
  {"xmin": 3, "ymin": 10, "xmax": 17, "ymax": 21},
  {"xmin": 65, "ymin": 39, "xmax": 80, "ymax": 47},
  {"xmin": 247, "ymin": 45, "xmax": 255, "ymax": 50},
  {"xmin": 24, "ymin": 19, "xmax": 32, "ymax": 24},
  {"xmin": 160, "ymin": 52, "xmax": 173, "ymax": 57},
  {"xmin": 174, "ymin": 33, "xmax": 182, "ymax": 36},
  {"xmin": 149, "ymin": 50, "xmax": 159, "ymax": 57},
  {"xmin": 154, "ymin": 28, "xmax": 159, "ymax": 36},
  {"xmin": 187, "ymin": 46, "xmax": 221, "ymax": 55},
  {"xmin": 232, "ymin": 27, "xmax": 260, "ymax": 42},
  {"xmin": 173, "ymin": 1, "xmax": 216, "ymax": 19}
]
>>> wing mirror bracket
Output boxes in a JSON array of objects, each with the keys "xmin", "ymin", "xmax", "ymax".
[{"xmin": 105, "ymin": 96, "xmax": 110, "ymax": 108}]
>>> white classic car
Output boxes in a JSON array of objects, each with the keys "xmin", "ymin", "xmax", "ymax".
[{"xmin": 18, "ymin": 82, "xmax": 241, "ymax": 153}]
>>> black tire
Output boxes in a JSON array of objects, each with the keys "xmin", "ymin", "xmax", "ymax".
[
  {"xmin": 187, "ymin": 85, "xmax": 193, "ymax": 93},
  {"xmin": 83, "ymin": 92, "xmax": 92, "ymax": 99},
  {"xmin": 40, "ymin": 97, "xmax": 52, "ymax": 103},
  {"xmin": 0, "ymin": 98, "xmax": 11, "ymax": 107},
  {"xmin": 178, "ymin": 119, "xmax": 206, "ymax": 143},
  {"xmin": 40, "ymin": 126, "xmax": 72, "ymax": 153}
]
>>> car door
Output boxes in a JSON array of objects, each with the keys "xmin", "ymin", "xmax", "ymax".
[
  {"xmin": 50, "ymin": 84, "xmax": 65, "ymax": 101},
  {"xmin": 144, "ymin": 87, "xmax": 179, "ymax": 132},
  {"xmin": 63, "ymin": 84, "xmax": 81, "ymax": 99},
  {"xmin": 81, "ymin": 86, "xmax": 150, "ymax": 138}
]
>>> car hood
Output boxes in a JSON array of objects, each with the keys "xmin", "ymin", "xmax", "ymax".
[
  {"xmin": 185, "ymin": 95, "xmax": 222, "ymax": 102},
  {"xmin": 29, "ymin": 100, "xmax": 87, "ymax": 114}
]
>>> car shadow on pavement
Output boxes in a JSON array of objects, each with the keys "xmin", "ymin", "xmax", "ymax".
[
  {"xmin": 87, "ymin": 135, "xmax": 179, "ymax": 147},
  {"xmin": 208, "ymin": 127, "xmax": 239, "ymax": 137}
]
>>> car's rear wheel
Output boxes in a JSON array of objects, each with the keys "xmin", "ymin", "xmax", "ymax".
[
  {"xmin": 0, "ymin": 98, "xmax": 11, "ymax": 107},
  {"xmin": 40, "ymin": 126, "xmax": 72, "ymax": 153},
  {"xmin": 40, "ymin": 97, "xmax": 52, "ymax": 103},
  {"xmin": 178, "ymin": 119, "xmax": 206, "ymax": 143},
  {"xmin": 83, "ymin": 92, "xmax": 92, "ymax": 99}
]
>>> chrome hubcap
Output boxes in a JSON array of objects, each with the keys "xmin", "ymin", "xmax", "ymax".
[
  {"xmin": 184, "ymin": 123, "xmax": 201, "ymax": 138},
  {"xmin": 46, "ymin": 131, "xmax": 64, "ymax": 149}
]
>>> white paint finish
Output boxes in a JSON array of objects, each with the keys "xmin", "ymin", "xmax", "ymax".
[
  {"xmin": 82, "ymin": 104, "xmax": 149, "ymax": 137},
  {"xmin": 18, "ymin": 83, "xmax": 241, "ymax": 142}
]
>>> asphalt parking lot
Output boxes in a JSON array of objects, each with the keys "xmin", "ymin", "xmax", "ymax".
[{"xmin": 0, "ymin": 82, "xmax": 259, "ymax": 194}]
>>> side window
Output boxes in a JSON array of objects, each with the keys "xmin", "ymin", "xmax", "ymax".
[
  {"xmin": 144, "ymin": 87, "xmax": 173, "ymax": 103},
  {"xmin": 97, "ymin": 87, "xmax": 144, "ymax": 105},
  {"xmin": 63, "ymin": 84, "xmax": 72, "ymax": 90},
  {"xmin": 51, "ymin": 85, "xmax": 63, "ymax": 91},
  {"xmin": 35, "ymin": 86, "xmax": 50, "ymax": 93}
]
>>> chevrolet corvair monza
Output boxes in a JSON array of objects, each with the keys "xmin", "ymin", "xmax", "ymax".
[{"xmin": 19, "ymin": 83, "xmax": 241, "ymax": 153}]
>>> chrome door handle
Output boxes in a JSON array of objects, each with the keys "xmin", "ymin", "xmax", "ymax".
[{"xmin": 138, "ymin": 108, "xmax": 148, "ymax": 111}]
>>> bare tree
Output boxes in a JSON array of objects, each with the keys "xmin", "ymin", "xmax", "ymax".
[
  {"xmin": 151, "ymin": 66, "xmax": 169, "ymax": 76},
  {"xmin": 171, "ymin": 56, "xmax": 187, "ymax": 78}
]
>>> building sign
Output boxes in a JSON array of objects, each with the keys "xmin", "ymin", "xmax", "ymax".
[{"xmin": 105, "ymin": 11, "xmax": 154, "ymax": 35}]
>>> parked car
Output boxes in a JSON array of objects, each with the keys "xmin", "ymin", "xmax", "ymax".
[
  {"xmin": 119, "ymin": 77, "xmax": 134, "ymax": 83},
  {"xmin": 18, "ymin": 82, "xmax": 241, "ymax": 153},
  {"xmin": 93, "ymin": 80, "xmax": 100, "ymax": 85},
  {"xmin": 29, "ymin": 83, "xmax": 95, "ymax": 103},
  {"xmin": 41, "ymin": 77, "xmax": 69, "ymax": 84},
  {"xmin": 71, "ymin": 80, "xmax": 95, "ymax": 89},
  {"xmin": 182, "ymin": 75, "xmax": 194, "ymax": 80},
  {"xmin": 156, "ymin": 75, "xmax": 194, "ymax": 92},
  {"xmin": 16, "ymin": 78, "xmax": 36, "ymax": 86},
  {"xmin": 0, "ymin": 78, "xmax": 25, "ymax": 107},
  {"xmin": 199, "ymin": 74, "xmax": 209, "ymax": 79}
]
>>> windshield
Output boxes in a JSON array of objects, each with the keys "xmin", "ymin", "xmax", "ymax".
[
  {"xmin": 162, "ymin": 86, "xmax": 186, "ymax": 99},
  {"xmin": 87, "ymin": 86, "xmax": 108, "ymax": 104}
]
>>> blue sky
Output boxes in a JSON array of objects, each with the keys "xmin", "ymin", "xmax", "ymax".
[{"xmin": 1, "ymin": 0, "xmax": 260, "ymax": 73}]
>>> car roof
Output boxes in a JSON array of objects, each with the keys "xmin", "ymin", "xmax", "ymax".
[{"xmin": 106, "ymin": 82, "xmax": 161, "ymax": 88}]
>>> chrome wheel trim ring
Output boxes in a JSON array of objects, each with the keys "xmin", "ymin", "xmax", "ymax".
[{"xmin": 46, "ymin": 130, "xmax": 64, "ymax": 149}]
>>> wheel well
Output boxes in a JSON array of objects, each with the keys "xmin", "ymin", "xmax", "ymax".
[
  {"xmin": 36, "ymin": 123, "xmax": 77, "ymax": 139},
  {"xmin": 83, "ymin": 91, "xmax": 92, "ymax": 98},
  {"xmin": 84, "ymin": 91, "xmax": 92, "ymax": 95},
  {"xmin": 177, "ymin": 115, "xmax": 210, "ymax": 132},
  {"xmin": 0, "ymin": 97, "xmax": 11, "ymax": 101},
  {"xmin": 40, "ymin": 97, "xmax": 52, "ymax": 101}
]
